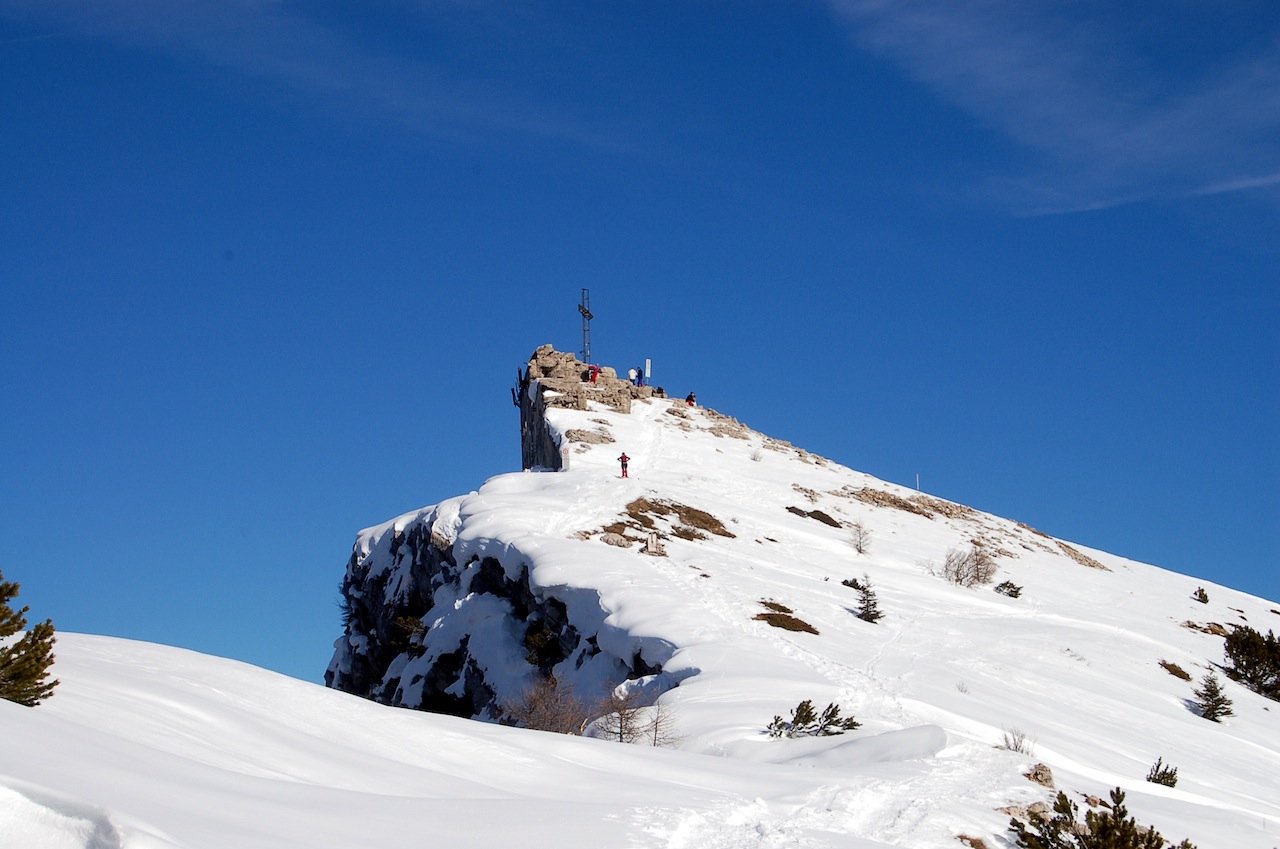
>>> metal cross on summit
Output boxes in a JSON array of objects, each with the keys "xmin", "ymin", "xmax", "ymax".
[{"xmin": 578, "ymin": 288, "xmax": 593, "ymax": 363}]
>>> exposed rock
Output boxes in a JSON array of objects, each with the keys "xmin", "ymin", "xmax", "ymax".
[
  {"xmin": 1025, "ymin": 763, "xmax": 1055, "ymax": 787},
  {"xmin": 849, "ymin": 487, "xmax": 936, "ymax": 519},
  {"xmin": 565, "ymin": 428, "xmax": 614, "ymax": 444},
  {"xmin": 1057, "ymin": 540, "xmax": 1109, "ymax": 571},
  {"xmin": 791, "ymin": 484, "xmax": 820, "ymax": 503},
  {"xmin": 519, "ymin": 345, "xmax": 644, "ymax": 470},
  {"xmin": 911, "ymin": 493, "xmax": 978, "ymax": 520},
  {"xmin": 625, "ymin": 497, "xmax": 736, "ymax": 539},
  {"xmin": 600, "ymin": 532, "xmax": 633, "ymax": 548},
  {"xmin": 1183, "ymin": 620, "xmax": 1229, "ymax": 637},
  {"xmin": 787, "ymin": 505, "xmax": 843, "ymax": 528}
]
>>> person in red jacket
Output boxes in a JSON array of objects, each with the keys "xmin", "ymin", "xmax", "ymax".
[{"xmin": 617, "ymin": 452, "xmax": 630, "ymax": 478}]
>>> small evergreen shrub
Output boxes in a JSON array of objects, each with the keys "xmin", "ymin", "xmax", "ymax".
[
  {"xmin": 1146, "ymin": 756, "xmax": 1178, "ymax": 787},
  {"xmin": 994, "ymin": 580, "xmax": 1023, "ymax": 598},
  {"xmin": 1158, "ymin": 660, "xmax": 1192, "ymax": 681},
  {"xmin": 1009, "ymin": 787, "xmax": 1197, "ymax": 849},
  {"xmin": 1191, "ymin": 671, "xmax": 1234, "ymax": 722},
  {"xmin": 1192, "ymin": 586, "xmax": 1209, "ymax": 604},
  {"xmin": 767, "ymin": 699, "xmax": 860, "ymax": 738},
  {"xmin": 842, "ymin": 574, "xmax": 884, "ymax": 623},
  {"xmin": 1222, "ymin": 625, "xmax": 1280, "ymax": 701}
]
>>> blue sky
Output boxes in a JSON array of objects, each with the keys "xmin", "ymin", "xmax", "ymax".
[{"xmin": 2, "ymin": 1, "xmax": 1276, "ymax": 683}]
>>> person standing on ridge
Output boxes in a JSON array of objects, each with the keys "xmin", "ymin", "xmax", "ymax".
[
  {"xmin": 627, "ymin": 367, "xmax": 638, "ymax": 385},
  {"xmin": 685, "ymin": 392, "xmax": 696, "ymax": 407},
  {"xmin": 618, "ymin": 452, "xmax": 630, "ymax": 478},
  {"xmin": 635, "ymin": 365, "xmax": 645, "ymax": 387}
]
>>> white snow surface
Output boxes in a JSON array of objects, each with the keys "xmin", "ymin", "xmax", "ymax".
[{"xmin": 5, "ymin": 395, "xmax": 1279, "ymax": 848}]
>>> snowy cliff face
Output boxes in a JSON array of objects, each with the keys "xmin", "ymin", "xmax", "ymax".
[
  {"xmin": 326, "ymin": 345, "xmax": 1280, "ymax": 848},
  {"xmin": 328, "ymin": 346, "xmax": 672, "ymax": 716}
]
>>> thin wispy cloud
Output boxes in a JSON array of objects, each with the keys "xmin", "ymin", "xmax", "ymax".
[
  {"xmin": 0, "ymin": 0, "xmax": 622, "ymax": 153},
  {"xmin": 826, "ymin": 0, "xmax": 1280, "ymax": 213}
]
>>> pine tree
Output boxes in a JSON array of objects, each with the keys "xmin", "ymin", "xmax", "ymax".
[
  {"xmin": 855, "ymin": 583, "xmax": 885, "ymax": 624},
  {"xmin": 842, "ymin": 574, "xmax": 884, "ymax": 623},
  {"xmin": 1222, "ymin": 625, "xmax": 1280, "ymax": 700},
  {"xmin": 1010, "ymin": 788, "xmax": 1197, "ymax": 849},
  {"xmin": 0, "ymin": 568, "xmax": 59, "ymax": 706},
  {"xmin": 1191, "ymin": 671, "xmax": 1233, "ymax": 722}
]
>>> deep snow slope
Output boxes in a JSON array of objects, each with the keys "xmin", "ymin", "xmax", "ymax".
[
  {"xmin": 326, "ymin": 365, "xmax": 1280, "ymax": 848},
  {"xmin": 0, "ymin": 633, "xmax": 900, "ymax": 849}
]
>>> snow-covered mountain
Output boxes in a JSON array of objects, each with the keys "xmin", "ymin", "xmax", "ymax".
[
  {"xmin": 321, "ymin": 345, "xmax": 1279, "ymax": 847},
  {"xmin": 4, "ymin": 345, "xmax": 1277, "ymax": 849}
]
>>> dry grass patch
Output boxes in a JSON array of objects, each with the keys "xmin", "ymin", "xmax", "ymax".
[
  {"xmin": 1182, "ymin": 620, "xmax": 1228, "ymax": 636},
  {"xmin": 1159, "ymin": 660, "xmax": 1193, "ymax": 681},
  {"xmin": 1017, "ymin": 521, "xmax": 1052, "ymax": 539},
  {"xmin": 625, "ymin": 497, "xmax": 736, "ymax": 539},
  {"xmin": 754, "ymin": 612, "xmax": 819, "ymax": 634},
  {"xmin": 754, "ymin": 600, "xmax": 818, "ymax": 634}
]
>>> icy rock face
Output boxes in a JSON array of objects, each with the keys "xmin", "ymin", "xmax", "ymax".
[
  {"xmin": 324, "ymin": 507, "xmax": 458, "ymax": 705},
  {"xmin": 326, "ymin": 503, "xmax": 641, "ymax": 720}
]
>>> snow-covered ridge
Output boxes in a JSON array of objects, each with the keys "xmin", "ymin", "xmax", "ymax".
[{"xmin": 323, "ymin": 346, "xmax": 1280, "ymax": 847}]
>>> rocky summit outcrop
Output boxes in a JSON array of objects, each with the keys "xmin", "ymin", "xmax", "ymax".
[{"xmin": 517, "ymin": 344, "xmax": 653, "ymax": 470}]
